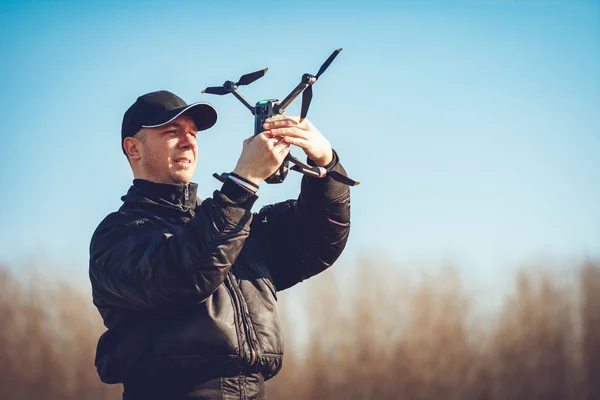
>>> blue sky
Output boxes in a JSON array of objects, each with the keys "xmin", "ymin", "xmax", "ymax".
[{"xmin": 0, "ymin": 0, "xmax": 598, "ymax": 299}]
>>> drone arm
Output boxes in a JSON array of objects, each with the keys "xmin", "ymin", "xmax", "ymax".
[
  {"xmin": 289, "ymin": 151, "xmax": 360, "ymax": 186},
  {"xmin": 273, "ymin": 80, "xmax": 308, "ymax": 114},
  {"xmin": 287, "ymin": 154, "xmax": 326, "ymax": 178},
  {"xmin": 232, "ymin": 89, "xmax": 255, "ymax": 115}
]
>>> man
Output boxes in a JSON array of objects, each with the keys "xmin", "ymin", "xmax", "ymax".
[{"xmin": 89, "ymin": 90, "xmax": 352, "ymax": 399}]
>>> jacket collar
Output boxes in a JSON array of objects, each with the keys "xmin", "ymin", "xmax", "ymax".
[{"xmin": 121, "ymin": 179, "xmax": 199, "ymax": 211}]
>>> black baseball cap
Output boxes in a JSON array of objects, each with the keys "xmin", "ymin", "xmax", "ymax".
[{"xmin": 121, "ymin": 90, "xmax": 218, "ymax": 154}]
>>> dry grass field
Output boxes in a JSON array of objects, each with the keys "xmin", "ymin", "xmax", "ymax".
[{"xmin": 0, "ymin": 258, "xmax": 598, "ymax": 399}]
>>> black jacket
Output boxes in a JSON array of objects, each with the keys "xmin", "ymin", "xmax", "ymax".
[{"xmin": 88, "ymin": 154, "xmax": 351, "ymax": 387}]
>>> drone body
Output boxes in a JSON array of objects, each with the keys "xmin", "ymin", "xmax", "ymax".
[
  {"xmin": 202, "ymin": 48, "xmax": 359, "ymax": 186},
  {"xmin": 253, "ymin": 99, "xmax": 289, "ymax": 183}
]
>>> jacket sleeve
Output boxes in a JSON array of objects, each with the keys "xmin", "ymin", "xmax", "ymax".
[
  {"xmin": 89, "ymin": 179, "xmax": 257, "ymax": 310},
  {"xmin": 252, "ymin": 150, "xmax": 351, "ymax": 291}
]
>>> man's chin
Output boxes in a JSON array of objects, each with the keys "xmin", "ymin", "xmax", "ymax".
[{"xmin": 170, "ymin": 171, "xmax": 194, "ymax": 185}]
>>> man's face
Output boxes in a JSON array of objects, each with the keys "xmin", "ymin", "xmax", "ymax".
[{"xmin": 136, "ymin": 114, "xmax": 198, "ymax": 184}]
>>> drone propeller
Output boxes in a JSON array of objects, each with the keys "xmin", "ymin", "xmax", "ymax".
[
  {"xmin": 237, "ymin": 68, "xmax": 268, "ymax": 86},
  {"xmin": 299, "ymin": 48, "xmax": 342, "ymax": 122},
  {"xmin": 300, "ymin": 85, "xmax": 313, "ymax": 121},
  {"xmin": 202, "ymin": 68, "xmax": 267, "ymax": 94},
  {"xmin": 316, "ymin": 48, "xmax": 342, "ymax": 79},
  {"xmin": 202, "ymin": 86, "xmax": 230, "ymax": 95},
  {"xmin": 202, "ymin": 68, "xmax": 268, "ymax": 114}
]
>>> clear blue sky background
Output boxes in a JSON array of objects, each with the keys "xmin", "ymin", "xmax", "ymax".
[{"xmin": 0, "ymin": 0, "xmax": 598, "ymax": 301}]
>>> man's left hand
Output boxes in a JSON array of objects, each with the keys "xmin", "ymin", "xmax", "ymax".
[{"xmin": 263, "ymin": 116, "xmax": 333, "ymax": 167}]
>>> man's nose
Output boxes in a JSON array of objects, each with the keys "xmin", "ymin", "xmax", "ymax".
[{"xmin": 179, "ymin": 133, "xmax": 197, "ymax": 149}]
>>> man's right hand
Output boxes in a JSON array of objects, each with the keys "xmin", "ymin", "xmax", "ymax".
[{"xmin": 232, "ymin": 132, "xmax": 290, "ymax": 186}]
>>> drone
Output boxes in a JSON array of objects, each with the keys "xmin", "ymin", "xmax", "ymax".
[{"xmin": 202, "ymin": 48, "xmax": 359, "ymax": 186}]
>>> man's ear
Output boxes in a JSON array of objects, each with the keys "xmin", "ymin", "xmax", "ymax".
[{"xmin": 123, "ymin": 137, "xmax": 142, "ymax": 161}]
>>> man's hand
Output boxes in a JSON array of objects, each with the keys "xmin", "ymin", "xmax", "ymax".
[
  {"xmin": 232, "ymin": 132, "xmax": 290, "ymax": 186},
  {"xmin": 263, "ymin": 116, "xmax": 333, "ymax": 167}
]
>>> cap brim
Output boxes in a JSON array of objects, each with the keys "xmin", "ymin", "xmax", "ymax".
[{"xmin": 141, "ymin": 102, "xmax": 218, "ymax": 131}]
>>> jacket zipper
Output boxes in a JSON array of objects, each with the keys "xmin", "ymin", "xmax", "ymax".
[
  {"xmin": 226, "ymin": 274, "xmax": 257, "ymax": 367},
  {"xmin": 184, "ymin": 185, "xmax": 189, "ymax": 201}
]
